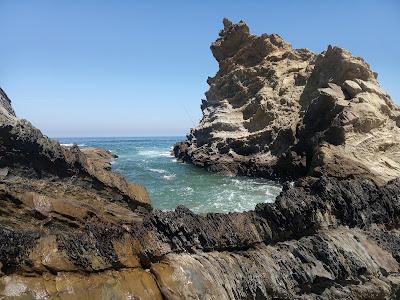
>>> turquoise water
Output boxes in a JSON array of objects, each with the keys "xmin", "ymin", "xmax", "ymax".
[{"xmin": 57, "ymin": 137, "xmax": 281, "ymax": 213}]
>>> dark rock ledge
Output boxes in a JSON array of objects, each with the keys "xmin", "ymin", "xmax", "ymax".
[{"xmin": 1, "ymin": 173, "xmax": 400, "ymax": 299}]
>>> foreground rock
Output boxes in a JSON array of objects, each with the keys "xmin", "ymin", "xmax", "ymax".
[
  {"xmin": 2, "ymin": 20, "xmax": 400, "ymax": 299},
  {"xmin": 2, "ymin": 169, "xmax": 400, "ymax": 298},
  {"xmin": 174, "ymin": 19, "xmax": 400, "ymax": 185}
]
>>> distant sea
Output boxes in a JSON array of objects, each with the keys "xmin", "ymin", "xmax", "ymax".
[{"xmin": 57, "ymin": 137, "xmax": 281, "ymax": 213}]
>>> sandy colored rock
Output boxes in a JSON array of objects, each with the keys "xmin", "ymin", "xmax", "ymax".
[
  {"xmin": 343, "ymin": 79, "xmax": 363, "ymax": 98},
  {"xmin": 174, "ymin": 20, "xmax": 400, "ymax": 185},
  {"xmin": 0, "ymin": 269, "xmax": 163, "ymax": 300}
]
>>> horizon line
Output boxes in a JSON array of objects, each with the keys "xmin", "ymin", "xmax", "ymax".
[{"xmin": 51, "ymin": 135, "xmax": 186, "ymax": 138}]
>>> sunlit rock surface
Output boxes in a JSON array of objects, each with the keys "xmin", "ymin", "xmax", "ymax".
[{"xmin": 174, "ymin": 19, "xmax": 400, "ymax": 185}]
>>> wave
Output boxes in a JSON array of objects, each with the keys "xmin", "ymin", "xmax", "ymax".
[
  {"xmin": 60, "ymin": 143, "xmax": 86, "ymax": 147},
  {"xmin": 163, "ymin": 174, "xmax": 176, "ymax": 180},
  {"xmin": 148, "ymin": 168, "xmax": 167, "ymax": 174},
  {"xmin": 160, "ymin": 151, "xmax": 173, "ymax": 157},
  {"xmin": 137, "ymin": 149, "xmax": 173, "ymax": 158},
  {"xmin": 148, "ymin": 168, "xmax": 176, "ymax": 180}
]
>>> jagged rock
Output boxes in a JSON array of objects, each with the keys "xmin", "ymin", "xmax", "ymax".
[
  {"xmin": 0, "ymin": 88, "xmax": 15, "ymax": 118},
  {"xmin": 0, "ymin": 108, "xmax": 151, "ymax": 211},
  {"xmin": 2, "ymin": 171, "xmax": 400, "ymax": 298},
  {"xmin": 343, "ymin": 79, "xmax": 363, "ymax": 98},
  {"xmin": 174, "ymin": 20, "xmax": 400, "ymax": 185}
]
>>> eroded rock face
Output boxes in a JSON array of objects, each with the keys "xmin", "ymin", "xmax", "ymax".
[
  {"xmin": 0, "ymin": 89, "xmax": 15, "ymax": 118},
  {"xmin": 0, "ymin": 88, "xmax": 156, "ymax": 299},
  {"xmin": 174, "ymin": 19, "xmax": 400, "ymax": 185},
  {"xmin": 0, "ymin": 106, "xmax": 150, "ymax": 212}
]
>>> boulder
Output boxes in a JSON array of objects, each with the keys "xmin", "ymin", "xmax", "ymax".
[{"xmin": 343, "ymin": 79, "xmax": 363, "ymax": 98}]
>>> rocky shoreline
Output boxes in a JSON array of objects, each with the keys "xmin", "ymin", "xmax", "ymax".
[
  {"xmin": 1, "ymin": 19, "xmax": 400, "ymax": 299},
  {"xmin": 174, "ymin": 19, "xmax": 400, "ymax": 185}
]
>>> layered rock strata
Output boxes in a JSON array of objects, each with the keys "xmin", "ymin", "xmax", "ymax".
[
  {"xmin": 0, "ymin": 94, "xmax": 150, "ymax": 213},
  {"xmin": 174, "ymin": 19, "xmax": 400, "ymax": 185},
  {"xmin": 2, "ymin": 170, "xmax": 400, "ymax": 298}
]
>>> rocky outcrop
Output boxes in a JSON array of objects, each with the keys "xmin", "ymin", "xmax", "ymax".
[
  {"xmin": 0, "ymin": 103, "xmax": 150, "ymax": 212},
  {"xmin": 0, "ymin": 88, "xmax": 155, "ymax": 298},
  {"xmin": 2, "ymin": 19, "xmax": 400, "ymax": 299},
  {"xmin": 174, "ymin": 19, "xmax": 400, "ymax": 185},
  {"xmin": 0, "ymin": 89, "xmax": 15, "ymax": 118},
  {"xmin": 2, "ymin": 169, "xmax": 400, "ymax": 298}
]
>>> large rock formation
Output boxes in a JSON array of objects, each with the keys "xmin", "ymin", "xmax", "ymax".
[
  {"xmin": 174, "ymin": 19, "xmax": 400, "ymax": 185},
  {"xmin": 0, "ymin": 90, "xmax": 150, "ymax": 213},
  {"xmin": 2, "ymin": 20, "xmax": 400, "ymax": 299}
]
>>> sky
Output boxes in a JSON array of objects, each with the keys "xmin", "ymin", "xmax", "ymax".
[{"xmin": 1, "ymin": 0, "xmax": 399, "ymax": 137}]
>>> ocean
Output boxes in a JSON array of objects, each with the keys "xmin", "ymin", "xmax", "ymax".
[{"xmin": 57, "ymin": 137, "xmax": 281, "ymax": 213}]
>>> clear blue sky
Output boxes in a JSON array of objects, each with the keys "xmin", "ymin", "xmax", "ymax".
[{"xmin": 1, "ymin": 0, "xmax": 399, "ymax": 137}]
